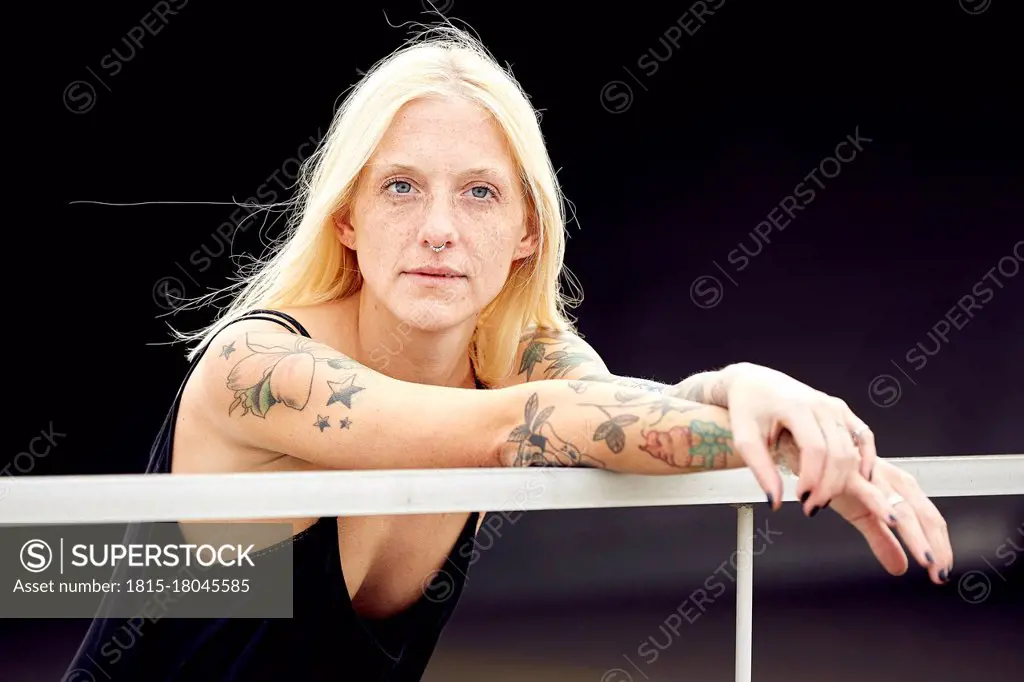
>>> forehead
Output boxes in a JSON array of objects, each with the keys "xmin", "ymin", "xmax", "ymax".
[{"xmin": 368, "ymin": 97, "xmax": 516, "ymax": 175}]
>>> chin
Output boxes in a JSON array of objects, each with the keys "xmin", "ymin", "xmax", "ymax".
[{"xmin": 394, "ymin": 295, "xmax": 477, "ymax": 332}]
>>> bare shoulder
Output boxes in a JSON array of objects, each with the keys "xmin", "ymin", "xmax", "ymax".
[
  {"xmin": 273, "ymin": 299, "xmax": 357, "ymax": 348},
  {"xmin": 491, "ymin": 325, "xmax": 610, "ymax": 388},
  {"xmin": 174, "ymin": 302, "xmax": 358, "ymax": 468},
  {"xmin": 187, "ymin": 302, "xmax": 353, "ymax": 400},
  {"xmin": 496, "ymin": 325, "xmax": 671, "ymax": 394}
]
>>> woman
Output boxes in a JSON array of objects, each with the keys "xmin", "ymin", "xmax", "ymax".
[{"xmin": 66, "ymin": 25, "xmax": 952, "ymax": 682}]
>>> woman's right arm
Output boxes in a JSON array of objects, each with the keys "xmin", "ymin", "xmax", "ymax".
[{"xmin": 189, "ymin": 321, "xmax": 771, "ymax": 476}]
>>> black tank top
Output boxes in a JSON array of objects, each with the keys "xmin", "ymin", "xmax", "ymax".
[{"xmin": 64, "ymin": 309, "xmax": 481, "ymax": 681}]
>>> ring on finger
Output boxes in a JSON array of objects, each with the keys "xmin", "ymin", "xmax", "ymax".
[
  {"xmin": 851, "ymin": 424, "xmax": 870, "ymax": 444},
  {"xmin": 887, "ymin": 492, "xmax": 906, "ymax": 508}
]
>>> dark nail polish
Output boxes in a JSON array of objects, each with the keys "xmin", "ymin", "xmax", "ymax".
[
  {"xmin": 868, "ymin": 467, "xmax": 874, "ymax": 482},
  {"xmin": 766, "ymin": 493, "xmax": 774, "ymax": 507},
  {"xmin": 823, "ymin": 499, "xmax": 831, "ymax": 509},
  {"xmin": 888, "ymin": 514, "xmax": 898, "ymax": 525},
  {"xmin": 925, "ymin": 551, "xmax": 935, "ymax": 564},
  {"xmin": 938, "ymin": 568, "xmax": 948, "ymax": 582},
  {"xmin": 809, "ymin": 506, "xmax": 820, "ymax": 517},
  {"xmin": 800, "ymin": 491, "xmax": 810, "ymax": 503}
]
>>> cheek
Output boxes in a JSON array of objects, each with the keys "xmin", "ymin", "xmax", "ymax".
[
  {"xmin": 466, "ymin": 225, "xmax": 518, "ymax": 281},
  {"xmin": 356, "ymin": 208, "xmax": 415, "ymax": 265}
]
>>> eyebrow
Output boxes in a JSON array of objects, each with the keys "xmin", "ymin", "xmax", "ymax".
[{"xmin": 370, "ymin": 162, "xmax": 511, "ymax": 184}]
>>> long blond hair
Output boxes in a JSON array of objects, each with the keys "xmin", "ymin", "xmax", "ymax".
[{"xmin": 174, "ymin": 23, "xmax": 580, "ymax": 385}]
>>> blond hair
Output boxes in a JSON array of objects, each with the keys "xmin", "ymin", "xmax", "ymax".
[{"xmin": 174, "ymin": 23, "xmax": 580, "ymax": 385}]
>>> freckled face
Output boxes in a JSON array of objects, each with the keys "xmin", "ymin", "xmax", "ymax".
[{"xmin": 337, "ymin": 97, "xmax": 536, "ymax": 331}]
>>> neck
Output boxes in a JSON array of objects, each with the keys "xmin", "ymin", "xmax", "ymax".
[{"xmin": 351, "ymin": 292, "xmax": 477, "ymax": 388}]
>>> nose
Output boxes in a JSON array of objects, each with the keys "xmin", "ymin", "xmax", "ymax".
[{"xmin": 416, "ymin": 197, "xmax": 458, "ymax": 252}]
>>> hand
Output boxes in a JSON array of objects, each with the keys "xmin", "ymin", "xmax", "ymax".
[
  {"xmin": 828, "ymin": 458, "xmax": 954, "ymax": 585},
  {"xmin": 718, "ymin": 363, "xmax": 877, "ymax": 515}
]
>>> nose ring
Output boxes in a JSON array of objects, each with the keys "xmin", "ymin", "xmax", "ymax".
[{"xmin": 430, "ymin": 243, "xmax": 447, "ymax": 253}]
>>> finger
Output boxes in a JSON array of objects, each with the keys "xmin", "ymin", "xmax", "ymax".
[
  {"xmin": 898, "ymin": 476, "xmax": 954, "ymax": 584},
  {"xmin": 805, "ymin": 411, "xmax": 859, "ymax": 515},
  {"xmin": 777, "ymin": 408, "xmax": 827, "ymax": 510},
  {"xmin": 828, "ymin": 477, "xmax": 907, "ymax": 574},
  {"xmin": 885, "ymin": 488, "xmax": 938, "ymax": 579},
  {"xmin": 839, "ymin": 509, "xmax": 909, "ymax": 576},
  {"xmin": 728, "ymin": 404, "xmax": 783, "ymax": 510},
  {"xmin": 847, "ymin": 417, "xmax": 878, "ymax": 482},
  {"xmin": 844, "ymin": 472, "xmax": 901, "ymax": 528}
]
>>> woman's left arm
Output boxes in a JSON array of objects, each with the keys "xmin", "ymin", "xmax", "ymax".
[
  {"xmin": 505, "ymin": 327, "xmax": 954, "ymax": 586},
  {"xmin": 505, "ymin": 328, "xmax": 877, "ymax": 513}
]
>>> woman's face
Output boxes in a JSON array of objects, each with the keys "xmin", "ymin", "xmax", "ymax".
[{"xmin": 338, "ymin": 96, "xmax": 536, "ymax": 332}]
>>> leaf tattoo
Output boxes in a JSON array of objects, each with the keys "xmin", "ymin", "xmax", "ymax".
[
  {"xmin": 592, "ymin": 414, "xmax": 639, "ymax": 454},
  {"xmin": 543, "ymin": 350, "xmax": 599, "ymax": 379},
  {"xmin": 518, "ymin": 342, "xmax": 547, "ymax": 380},
  {"xmin": 517, "ymin": 329, "xmax": 599, "ymax": 381}
]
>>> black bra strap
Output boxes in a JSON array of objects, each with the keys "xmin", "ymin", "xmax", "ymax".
[
  {"xmin": 242, "ymin": 309, "xmax": 312, "ymax": 338},
  {"xmin": 223, "ymin": 308, "xmax": 486, "ymax": 388}
]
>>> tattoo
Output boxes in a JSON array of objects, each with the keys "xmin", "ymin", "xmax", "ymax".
[
  {"xmin": 586, "ymin": 391, "xmax": 701, "ymax": 426},
  {"xmin": 588, "ymin": 410, "xmax": 636, "ymax": 453},
  {"xmin": 516, "ymin": 328, "xmax": 675, "ymax": 402},
  {"xmin": 504, "ymin": 384, "xmax": 732, "ymax": 472},
  {"xmin": 638, "ymin": 421, "xmax": 733, "ymax": 470},
  {"xmin": 579, "ymin": 373, "xmax": 669, "ymax": 395},
  {"xmin": 574, "ymin": 390, "xmax": 701, "ymax": 456},
  {"xmin": 669, "ymin": 374, "xmax": 728, "ymax": 406},
  {"xmin": 219, "ymin": 341, "xmax": 236, "ymax": 360},
  {"xmin": 518, "ymin": 328, "xmax": 600, "ymax": 380},
  {"xmin": 506, "ymin": 393, "xmax": 605, "ymax": 468},
  {"xmin": 681, "ymin": 382, "xmax": 705, "ymax": 402},
  {"xmin": 326, "ymin": 377, "xmax": 365, "ymax": 408},
  {"xmin": 225, "ymin": 332, "xmax": 367, "ymax": 425}
]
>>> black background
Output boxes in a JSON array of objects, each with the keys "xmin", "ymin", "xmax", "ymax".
[{"xmin": 8, "ymin": 0, "xmax": 1022, "ymax": 680}]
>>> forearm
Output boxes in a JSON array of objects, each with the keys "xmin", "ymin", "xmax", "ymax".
[
  {"xmin": 495, "ymin": 379, "xmax": 750, "ymax": 475},
  {"xmin": 512, "ymin": 325, "xmax": 737, "ymax": 407},
  {"xmin": 578, "ymin": 368, "xmax": 733, "ymax": 407},
  {"xmin": 666, "ymin": 367, "xmax": 734, "ymax": 405}
]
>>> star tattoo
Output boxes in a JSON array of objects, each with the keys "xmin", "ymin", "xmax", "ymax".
[
  {"xmin": 326, "ymin": 376, "xmax": 365, "ymax": 409},
  {"xmin": 220, "ymin": 341, "xmax": 236, "ymax": 359},
  {"xmin": 314, "ymin": 415, "xmax": 330, "ymax": 432}
]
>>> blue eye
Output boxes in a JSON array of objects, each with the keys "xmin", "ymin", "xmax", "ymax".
[
  {"xmin": 469, "ymin": 186, "xmax": 493, "ymax": 199},
  {"xmin": 388, "ymin": 180, "xmax": 413, "ymax": 194}
]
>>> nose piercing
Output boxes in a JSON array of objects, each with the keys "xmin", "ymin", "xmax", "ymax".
[{"xmin": 430, "ymin": 243, "xmax": 447, "ymax": 253}]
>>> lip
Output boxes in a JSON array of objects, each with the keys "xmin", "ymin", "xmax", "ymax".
[{"xmin": 404, "ymin": 267, "xmax": 466, "ymax": 278}]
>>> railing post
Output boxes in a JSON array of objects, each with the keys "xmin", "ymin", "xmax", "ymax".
[{"xmin": 735, "ymin": 504, "xmax": 754, "ymax": 682}]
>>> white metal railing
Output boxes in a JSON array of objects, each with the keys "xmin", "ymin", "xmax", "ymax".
[{"xmin": 2, "ymin": 454, "xmax": 1022, "ymax": 681}]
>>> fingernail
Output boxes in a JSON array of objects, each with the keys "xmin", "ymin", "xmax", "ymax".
[
  {"xmin": 809, "ymin": 506, "xmax": 820, "ymax": 517},
  {"xmin": 868, "ymin": 467, "xmax": 874, "ymax": 482},
  {"xmin": 823, "ymin": 499, "xmax": 831, "ymax": 509},
  {"xmin": 888, "ymin": 513, "xmax": 898, "ymax": 525},
  {"xmin": 766, "ymin": 492, "xmax": 774, "ymax": 507},
  {"xmin": 938, "ymin": 568, "xmax": 948, "ymax": 582},
  {"xmin": 925, "ymin": 551, "xmax": 935, "ymax": 564},
  {"xmin": 800, "ymin": 491, "xmax": 810, "ymax": 503}
]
